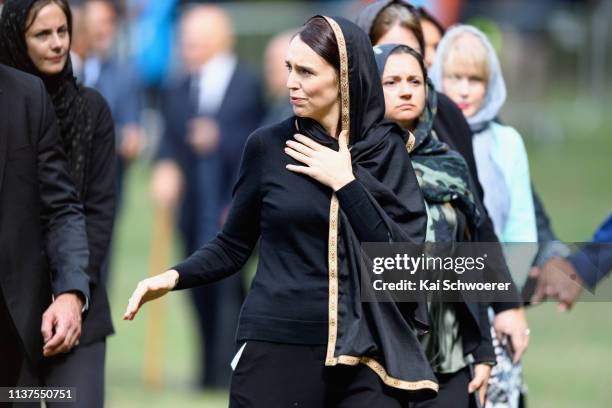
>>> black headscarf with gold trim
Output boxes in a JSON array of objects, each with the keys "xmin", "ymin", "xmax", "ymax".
[{"xmin": 296, "ymin": 16, "xmax": 438, "ymax": 399}]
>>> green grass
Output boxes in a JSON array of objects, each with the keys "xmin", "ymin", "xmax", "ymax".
[{"xmin": 105, "ymin": 100, "xmax": 612, "ymax": 407}]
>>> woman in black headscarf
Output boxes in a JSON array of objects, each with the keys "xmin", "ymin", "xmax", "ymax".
[
  {"xmin": 0, "ymin": 1, "xmax": 115, "ymax": 406},
  {"xmin": 125, "ymin": 16, "xmax": 438, "ymax": 406}
]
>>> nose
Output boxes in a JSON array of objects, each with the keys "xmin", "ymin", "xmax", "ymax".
[
  {"xmin": 286, "ymin": 69, "xmax": 299, "ymax": 90},
  {"xmin": 50, "ymin": 33, "xmax": 63, "ymax": 50},
  {"xmin": 398, "ymin": 81, "xmax": 412, "ymax": 99},
  {"xmin": 457, "ymin": 78, "xmax": 470, "ymax": 97}
]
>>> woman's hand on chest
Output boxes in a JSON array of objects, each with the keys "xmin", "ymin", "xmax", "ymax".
[{"xmin": 284, "ymin": 130, "xmax": 355, "ymax": 192}]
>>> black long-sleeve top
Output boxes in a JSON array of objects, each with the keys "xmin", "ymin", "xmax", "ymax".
[{"xmin": 173, "ymin": 118, "xmax": 425, "ymax": 344}]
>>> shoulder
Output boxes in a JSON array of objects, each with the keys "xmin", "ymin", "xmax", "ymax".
[
  {"xmin": 80, "ymin": 86, "xmax": 113, "ymax": 122},
  {"xmin": 251, "ymin": 116, "xmax": 294, "ymax": 144},
  {"xmin": 491, "ymin": 122, "xmax": 527, "ymax": 151},
  {"xmin": 0, "ymin": 64, "xmax": 47, "ymax": 108}
]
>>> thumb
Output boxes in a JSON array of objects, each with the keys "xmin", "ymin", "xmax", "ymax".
[
  {"xmin": 338, "ymin": 130, "xmax": 349, "ymax": 150},
  {"xmin": 468, "ymin": 373, "xmax": 484, "ymax": 394}
]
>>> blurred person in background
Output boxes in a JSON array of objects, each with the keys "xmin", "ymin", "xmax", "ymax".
[
  {"xmin": 417, "ymin": 7, "xmax": 444, "ymax": 68},
  {"xmin": 260, "ymin": 29, "xmax": 295, "ymax": 127},
  {"xmin": 67, "ymin": 2, "xmax": 87, "ymax": 82},
  {"xmin": 356, "ymin": 0, "xmax": 531, "ymax": 379},
  {"xmin": 374, "ymin": 43, "xmax": 495, "ymax": 408},
  {"xmin": 431, "ymin": 24, "xmax": 537, "ymax": 408},
  {"xmin": 126, "ymin": 16, "xmax": 438, "ymax": 406},
  {"xmin": 0, "ymin": 0, "xmax": 116, "ymax": 406},
  {"xmin": 151, "ymin": 4, "xmax": 264, "ymax": 389},
  {"xmin": 82, "ymin": 0, "xmax": 144, "ymax": 217}
]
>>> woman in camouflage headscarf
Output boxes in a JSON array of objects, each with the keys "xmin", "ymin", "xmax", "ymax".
[{"xmin": 374, "ymin": 43, "xmax": 496, "ymax": 408}]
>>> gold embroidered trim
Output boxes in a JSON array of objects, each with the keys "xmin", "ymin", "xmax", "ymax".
[
  {"xmin": 322, "ymin": 16, "xmax": 350, "ymax": 135},
  {"xmin": 320, "ymin": 16, "xmax": 438, "ymax": 394},
  {"xmin": 337, "ymin": 355, "xmax": 440, "ymax": 392},
  {"xmin": 406, "ymin": 131, "xmax": 416, "ymax": 153},
  {"xmin": 325, "ymin": 194, "xmax": 340, "ymax": 365}
]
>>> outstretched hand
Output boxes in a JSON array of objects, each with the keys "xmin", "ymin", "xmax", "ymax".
[
  {"xmin": 123, "ymin": 270, "xmax": 179, "ymax": 321},
  {"xmin": 284, "ymin": 130, "xmax": 355, "ymax": 191}
]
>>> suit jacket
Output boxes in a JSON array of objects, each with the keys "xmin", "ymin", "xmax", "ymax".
[
  {"xmin": 0, "ymin": 64, "xmax": 90, "ymax": 365},
  {"xmin": 158, "ymin": 63, "xmax": 264, "ymax": 251}
]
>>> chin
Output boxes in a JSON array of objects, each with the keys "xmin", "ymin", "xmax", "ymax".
[{"xmin": 41, "ymin": 64, "xmax": 65, "ymax": 76}]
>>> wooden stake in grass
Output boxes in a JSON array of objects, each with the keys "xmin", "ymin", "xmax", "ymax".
[{"xmin": 143, "ymin": 205, "xmax": 174, "ymax": 388}]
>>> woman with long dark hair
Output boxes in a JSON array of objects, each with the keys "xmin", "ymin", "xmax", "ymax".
[
  {"xmin": 0, "ymin": 1, "xmax": 115, "ymax": 406},
  {"xmin": 125, "ymin": 16, "xmax": 438, "ymax": 407}
]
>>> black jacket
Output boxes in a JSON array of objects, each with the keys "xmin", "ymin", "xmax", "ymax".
[
  {"xmin": 0, "ymin": 64, "xmax": 90, "ymax": 364},
  {"xmin": 434, "ymin": 93, "xmax": 521, "ymax": 312},
  {"xmin": 69, "ymin": 87, "xmax": 115, "ymax": 345}
]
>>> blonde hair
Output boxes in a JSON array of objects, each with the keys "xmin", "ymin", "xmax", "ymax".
[{"xmin": 442, "ymin": 32, "xmax": 489, "ymax": 82}]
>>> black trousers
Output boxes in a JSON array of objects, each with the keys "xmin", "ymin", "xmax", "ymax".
[
  {"xmin": 411, "ymin": 366, "xmax": 473, "ymax": 408},
  {"xmin": 41, "ymin": 340, "xmax": 106, "ymax": 408},
  {"xmin": 229, "ymin": 341, "xmax": 414, "ymax": 408},
  {"xmin": 0, "ymin": 289, "xmax": 36, "ymax": 408}
]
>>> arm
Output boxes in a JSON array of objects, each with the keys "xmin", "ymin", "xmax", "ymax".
[
  {"xmin": 83, "ymin": 92, "xmax": 116, "ymax": 285},
  {"xmin": 38, "ymin": 84, "xmax": 90, "ymax": 300},
  {"xmin": 125, "ymin": 130, "xmax": 263, "ymax": 319},
  {"xmin": 36, "ymin": 81, "xmax": 89, "ymax": 356},
  {"xmin": 502, "ymin": 131, "xmax": 537, "ymax": 243}
]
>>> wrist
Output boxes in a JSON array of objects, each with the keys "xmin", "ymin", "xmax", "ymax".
[
  {"xmin": 57, "ymin": 291, "xmax": 85, "ymax": 310},
  {"xmin": 166, "ymin": 269, "xmax": 179, "ymax": 289},
  {"xmin": 333, "ymin": 174, "xmax": 355, "ymax": 192}
]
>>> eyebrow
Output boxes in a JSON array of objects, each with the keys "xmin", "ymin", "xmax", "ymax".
[
  {"xmin": 285, "ymin": 60, "xmax": 316, "ymax": 72},
  {"xmin": 31, "ymin": 24, "xmax": 67, "ymax": 34}
]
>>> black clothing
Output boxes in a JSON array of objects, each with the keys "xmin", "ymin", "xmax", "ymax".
[
  {"xmin": 410, "ymin": 366, "xmax": 473, "ymax": 408},
  {"xmin": 174, "ymin": 16, "xmax": 438, "ymax": 398},
  {"xmin": 0, "ymin": 64, "xmax": 90, "ymax": 367},
  {"xmin": 0, "ymin": 1, "xmax": 116, "ymax": 345},
  {"xmin": 42, "ymin": 340, "xmax": 106, "ymax": 408},
  {"xmin": 74, "ymin": 88, "xmax": 115, "ymax": 345},
  {"xmin": 230, "ymin": 341, "xmax": 416, "ymax": 408},
  {"xmin": 433, "ymin": 94, "xmax": 521, "ymax": 313},
  {"xmin": 174, "ymin": 117, "xmax": 423, "ymax": 344}
]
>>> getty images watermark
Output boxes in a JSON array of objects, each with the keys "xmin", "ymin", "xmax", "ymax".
[{"xmin": 359, "ymin": 242, "xmax": 612, "ymax": 303}]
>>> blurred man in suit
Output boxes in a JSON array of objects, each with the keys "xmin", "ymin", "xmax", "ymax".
[
  {"xmin": 0, "ymin": 64, "xmax": 90, "ymax": 390},
  {"xmin": 151, "ymin": 5, "xmax": 264, "ymax": 389}
]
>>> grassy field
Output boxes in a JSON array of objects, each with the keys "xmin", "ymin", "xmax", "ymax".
[{"xmin": 105, "ymin": 101, "xmax": 612, "ymax": 407}]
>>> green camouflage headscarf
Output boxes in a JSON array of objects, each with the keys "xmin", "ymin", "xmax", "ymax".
[{"xmin": 409, "ymin": 78, "xmax": 480, "ymax": 242}]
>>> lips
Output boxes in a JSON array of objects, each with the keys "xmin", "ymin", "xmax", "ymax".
[
  {"xmin": 290, "ymin": 96, "xmax": 307, "ymax": 105},
  {"xmin": 397, "ymin": 104, "xmax": 416, "ymax": 110},
  {"xmin": 47, "ymin": 55, "xmax": 65, "ymax": 63},
  {"xmin": 457, "ymin": 102, "xmax": 470, "ymax": 110}
]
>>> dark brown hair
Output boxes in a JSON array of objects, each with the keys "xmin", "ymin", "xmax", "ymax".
[
  {"xmin": 298, "ymin": 16, "xmax": 340, "ymax": 73},
  {"xmin": 370, "ymin": 3, "xmax": 424, "ymax": 55},
  {"xmin": 417, "ymin": 7, "xmax": 445, "ymax": 37},
  {"xmin": 25, "ymin": 0, "xmax": 72, "ymax": 34}
]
